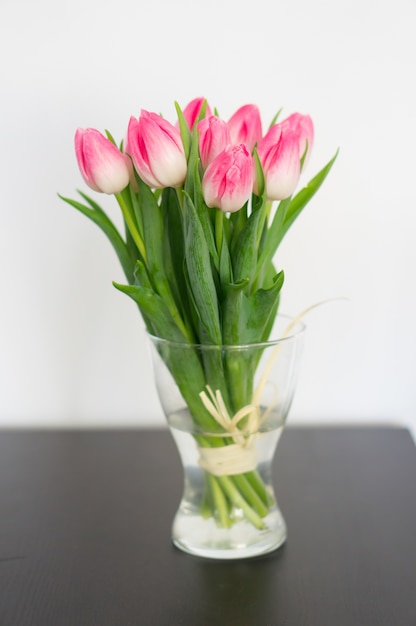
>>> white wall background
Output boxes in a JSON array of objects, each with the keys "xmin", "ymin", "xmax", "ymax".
[{"xmin": 1, "ymin": 0, "xmax": 415, "ymax": 433}]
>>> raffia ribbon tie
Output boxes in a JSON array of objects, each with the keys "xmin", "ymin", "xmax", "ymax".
[
  {"xmin": 198, "ymin": 444, "xmax": 258, "ymax": 476},
  {"xmin": 197, "ymin": 385, "xmax": 261, "ymax": 475},
  {"xmin": 199, "ymin": 385, "xmax": 261, "ymax": 447}
]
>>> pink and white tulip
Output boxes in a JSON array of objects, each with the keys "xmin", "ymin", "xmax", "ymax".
[
  {"xmin": 74, "ymin": 128, "xmax": 130, "ymax": 194},
  {"xmin": 227, "ymin": 104, "xmax": 262, "ymax": 152},
  {"xmin": 202, "ymin": 144, "xmax": 253, "ymax": 213},
  {"xmin": 281, "ymin": 113, "xmax": 314, "ymax": 167},
  {"xmin": 256, "ymin": 124, "xmax": 301, "ymax": 200},
  {"xmin": 181, "ymin": 97, "xmax": 212, "ymax": 129},
  {"xmin": 127, "ymin": 111, "xmax": 187, "ymax": 188},
  {"xmin": 197, "ymin": 115, "xmax": 231, "ymax": 169}
]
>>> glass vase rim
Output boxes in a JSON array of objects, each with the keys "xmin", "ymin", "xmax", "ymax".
[{"xmin": 147, "ymin": 313, "xmax": 306, "ymax": 350}]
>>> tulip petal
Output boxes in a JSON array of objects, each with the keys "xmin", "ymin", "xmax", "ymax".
[
  {"xmin": 181, "ymin": 97, "xmax": 212, "ymax": 129},
  {"xmin": 202, "ymin": 144, "xmax": 253, "ymax": 213},
  {"xmin": 197, "ymin": 116, "xmax": 231, "ymax": 169},
  {"xmin": 281, "ymin": 113, "xmax": 314, "ymax": 168},
  {"xmin": 257, "ymin": 125, "xmax": 301, "ymax": 200},
  {"xmin": 127, "ymin": 111, "xmax": 187, "ymax": 188},
  {"xmin": 75, "ymin": 128, "xmax": 130, "ymax": 194},
  {"xmin": 75, "ymin": 130, "xmax": 101, "ymax": 191},
  {"xmin": 228, "ymin": 105, "xmax": 262, "ymax": 152}
]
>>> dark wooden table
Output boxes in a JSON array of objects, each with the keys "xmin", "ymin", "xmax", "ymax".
[{"xmin": 1, "ymin": 427, "xmax": 416, "ymax": 625}]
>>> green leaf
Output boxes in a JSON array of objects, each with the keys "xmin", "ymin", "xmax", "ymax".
[
  {"xmin": 230, "ymin": 204, "xmax": 248, "ymax": 255},
  {"xmin": 133, "ymin": 260, "xmax": 152, "ymax": 289},
  {"xmin": 242, "ymin": 271, "xmax": 284, "ymax": 343},
  {"xmin": 300, "ymin": 139, "xmax": 309, "ymax": 171},
  {"xmin": 136, "ymin": 178, "xmax": 172, "ymax": 294},
  {"xmin": 183, "ymin": 122, "xmax": 218, "ymax": 270},
  {"xmin": 104, "ymin": 129, "xmax": 117, "ymax": 146},
  {"xmin": 268, "ymin": 108, "xmax": 283, "ymax": 129},
  {"xmin": 112, "ymin": 282, "xmax": 186, "ymax": 342},
  {"xmin": 114, "ymin": 188, "xmax": 147, "ymax": 263},
  {"xmin": 222, "ymin": 279, "xmax": 249, "ymax": 345},
  {"xmin": 190, "ymin": 156, "xmax": 219, "ymax": 269},
  {"xmin": 254, "ymin": 198, "xmax": 289, "ymax": 288},
  {"xmin": 219, "ymin": 230, "xmax": 233, "ymax": 289},
  {"xmin": 160, "ymin": 189, "xmax": 196, "ymax": 337},
  {"xmin": 124, "ymin": 223, "xmax": 141, "ymax": 272},
  {"xmin": 282, "ymin": 149, "xmax": 339, "ymax": 237},
  {"xmin": 221, "ymin": 271, "xmax": 284, "ymax": 411},
  {"xmin": 196, "ymin": 99, "xmax": 209, "ymax": 124},
  {"xmin": 232, "ymin": 205, "xmax": 265, "ymax": 287},
  {"xmin": 137, "ymin": 179, "xmax": 192, "ymax": 341},
  {"xmin": 222, "ymin": 270, "xmax": 283, "ymax": 346},
  {"xmin": 183, "ymin": 192, "xmax": 221, "ymax": 344},
  {"xmin": 255, "ymin": 149, "xmax": 339, "ymax": 284},
  {"xmin": 128, "ymin": 185, "xmax": 144, "ymax": 241},
  {"xmin": 77, "ymin": 190, "xmax": 109, "ymax": 216},
  {"xmin": 253, "ymin": 148, "xmax": 265, "ymax": 199},
  {"xmin": 183, "ymin": 125, "xmax": 199, "ymax": 201},
  {"xmin": 59, "ymin": 193, "xmax": 135, "ymax": 284},
  {"xmin": 174, "ymin": 101, "xmax": 191, "ymax": 159}
]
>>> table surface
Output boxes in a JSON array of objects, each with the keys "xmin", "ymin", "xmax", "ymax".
[{"xmin": 1, "ymin": 427, "xmax": 416, "ymax": 626}]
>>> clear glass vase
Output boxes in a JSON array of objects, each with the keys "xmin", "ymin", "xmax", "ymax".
[{"xmin": 148, "ymin": 315, "xmax": 305, "ymax": 560}]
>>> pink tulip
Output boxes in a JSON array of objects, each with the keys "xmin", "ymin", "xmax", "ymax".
[
  {"xmin": 256, "ymin": 124, "xmax": 301, "ymax": 200},
  {"xmin": 197, "ymin": 115, "xmax": 231, "ymax": 169},
  {"xmin": 227, "ymin": 104, "xmax": 262, "ymax": 152},
  {"xmin": 181, "ymin": 97, "xmax": 212, "ymax": 129},
  {"xmin": 75, "ymin": 128, "xmax": 130, "ymax": 194},
  {"xmin": 126, "ymin": 111, "xmax": 187, "ymax": 188},
  {"xmin": 281, "ymin": 113, "xmax": 314, "ymax": 167},
  {"xmin": 202, "ymin": 144, "xmax": 253, "ymax": 213}
]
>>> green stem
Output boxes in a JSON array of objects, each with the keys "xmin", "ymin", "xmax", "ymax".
[
  {"xmin": 158, "ymin": 283, "xmax": 194, "ymax": 343},
  {"xmin": 245, "ymin": 470, "xmax": 273, "ymax": 507},
  {"xmin": 208, "ymin": 475, "xmax": 232, "ymax": 528},
  {"xmin": 115, "ymin": 192, "xmax": 147, "ymax": 264},
  {"xmin": 175, "ymin": 188, "xmax": 184, "ymax": 213},
  {"xmin": 232, "ymin": 474, "xmax": 270, "ymax": 518},
  {"xmin": 215, "ymin": 209, "xmax": 223, "ymax": 256},
  {"xmin": 218, "ymin": 475, "xmax": 266, "ymax": 529}
]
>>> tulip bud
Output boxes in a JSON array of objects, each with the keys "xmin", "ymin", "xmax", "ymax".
[
  {"xmin": 74, "ymin": 128, "xmax": 130, "ymax": 194},
  {"xmin": 202, "ymin": 144, "xmax": 253, "ymax": 213},
  {"xmin": 126, "ymin": 111, "xmax": 187, "ymax": 188},
  {"xmin": 281, "ymin": 113, "xmax": 314, "ymax": 168},
  {"xmin": 197, "ymin": 115, "xmax": 231, "ymax": 169},
  {"xmin": 181, "ymin": 97, "xmax": 212, "ymax": 129},
  {"xmin": 256, "ymin": 124, "xmax": 300, "ymax": 201},
  {"xmin": 227, "ymin": 104, "xmax": 262, "ymax": 152}
]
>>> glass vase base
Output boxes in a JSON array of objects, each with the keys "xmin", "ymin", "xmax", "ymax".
[{"xmin": 172, "ymin": 509, "xmax": 287, "ymax": 560}]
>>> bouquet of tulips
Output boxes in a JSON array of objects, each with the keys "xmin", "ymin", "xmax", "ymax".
[{"xmin": 61, "ymin": 97, "xmax": 336, "ymax": 530}]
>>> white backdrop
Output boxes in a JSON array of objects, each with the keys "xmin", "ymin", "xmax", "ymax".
[{"xmin": 1, "ymin": 0, "xmax": 415, "ymax": 433}]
